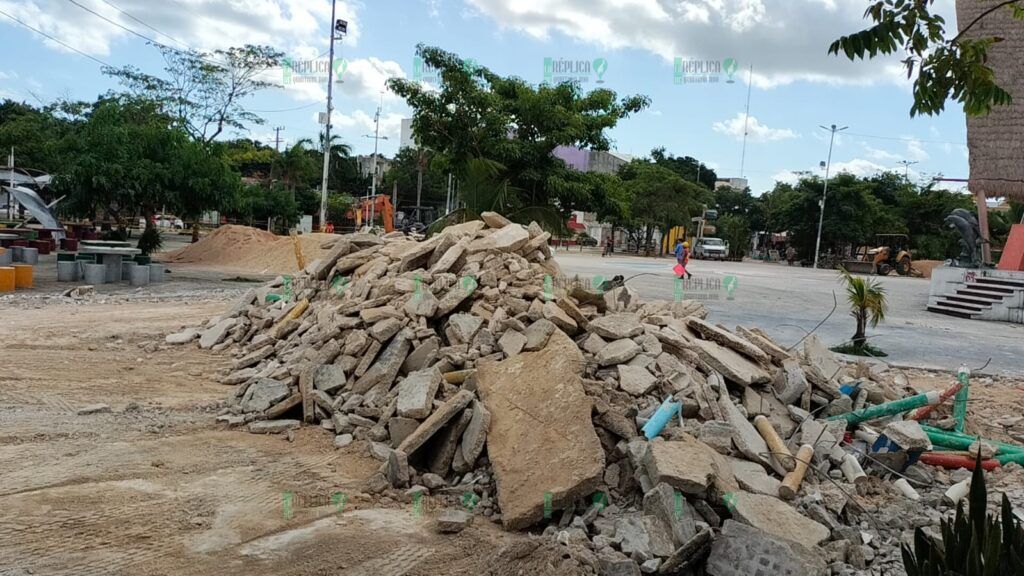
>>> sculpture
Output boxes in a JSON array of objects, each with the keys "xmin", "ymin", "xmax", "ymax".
[{"xmin": 944, "ymin": 208, "xmax": 983, "ymax": 268}]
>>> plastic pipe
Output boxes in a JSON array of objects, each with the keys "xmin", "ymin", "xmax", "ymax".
[
  {"xmin": 827, "ymin": 391, "xmax": 941, "ymax": 425},
  {"xmin": 643, "ymin": 397, "xmax": 682, "ymax": 440},
  {"xmin": 754, "ymin": 415, "xmax": 794, "ymax": 471},
  {"xmin": 919, "ymin": 453, "xmax": 1000, "ymax": 471},
  {"xmin": 909, "ymin": 382, "xmax": 961, "ymax": 421},
  {"xmin": 779, "ymin": 445, "xmax": 814, "ymax": 500},
  {"xmin": 840, "ymin": 454, "xmax": 868, "ymax": 485},
  {"xmin": 943, "ymin": 479, "xmax": 971, "ymax": 506},
  {"xmin": 894, "ymin": 478, "xmax": 921, "ymax": 501},
  {"xmin": 921, "ymin": 426, "xmax": 1024, "ymax": 456}
]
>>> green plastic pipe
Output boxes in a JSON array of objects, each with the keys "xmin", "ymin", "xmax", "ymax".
[
  {"xmin": 921, "ymin": 426, "xmax": 1024, "ymax": 456},
  {"xmin": 827, "ymin": 391, "xmax": 941, "ymax": 425},
  {"xmin": 996, "ymin": 452, "xmax": 1024, "ymax": 466}
]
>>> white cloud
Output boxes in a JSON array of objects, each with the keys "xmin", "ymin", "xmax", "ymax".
[
  {"xmin": 333, "ymin": 109, "xmax": 405, "ymax": 141},
  {"xmin": 829, "ymin": 158, "xmax": 887, "ymax": 178},
  {"xmin": 464, "ymin": 0, "xmax": 937, "ymax": 88},
  {"xmin": 771, "ymin": 170, "xmax": 800, "ymax": 185},
  {"xmin": 712, "ymin": 113, "xmax": 798, "ymax": 142},
  {"xmin": 905, "ymin": 136, "xmax": 929, "ymax": 162},
  {"xmin": 861, "ymin": 143, "xmax": 900, "ymax": 162},
  {"xmin": 0, "ymin": 0, "xmax": 357, "ymax": 57}
]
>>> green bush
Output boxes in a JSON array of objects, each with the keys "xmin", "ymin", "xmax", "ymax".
[
  {"xmin": 902, "ymin": 455, "xmax": 1024, "ymax": 575},
  {"xmin": 136, "ymin": 226, "xmax": 163, "ymax": 256}
]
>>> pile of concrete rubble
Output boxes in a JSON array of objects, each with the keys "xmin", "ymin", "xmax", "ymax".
[{"xmin": 169, "ymin": 214, "xmax": 1020, "ymax": 576}]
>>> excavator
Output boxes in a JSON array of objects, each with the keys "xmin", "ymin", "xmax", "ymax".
[
  {"xmin": 346, "ymin": 195, "xmax": 395, "ymax": 233},
  {"xmin": 842, "ymin": 234, "xmax": 915, "ymax": 276}
]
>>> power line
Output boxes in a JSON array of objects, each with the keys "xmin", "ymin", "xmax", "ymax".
[
  {"xmin": 0, "ymin": 7, "xmax": 111, "ymax": 67},
  {"xmin": 846, "ymin": 130, "xmax": 964, "ymax": 146},
  {"xmin": 94, "ymin": 0, "xmax": 192, "ymax": 50},
  {"xmin": 250, "ymin": 102, "xmax": 322, "ymax": 113}
]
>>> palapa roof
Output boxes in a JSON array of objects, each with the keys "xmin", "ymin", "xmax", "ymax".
[{"xmin": 957, "ymin": 0, "xmax": 1024, "ymax": 201}]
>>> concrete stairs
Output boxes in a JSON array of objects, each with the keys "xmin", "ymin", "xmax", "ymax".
[{"xmin": 928, "ymin": 276, "xmax": 1024, "ymax": 319}]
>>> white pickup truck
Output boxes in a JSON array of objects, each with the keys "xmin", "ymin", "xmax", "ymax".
[{"xmin": 693, "ymin": 237, "xmax": 728, "ymax": 260}]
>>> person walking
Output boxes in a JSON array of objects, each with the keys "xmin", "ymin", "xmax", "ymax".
[
  {"xmin": 785, "ymin": 245, "xmax": 796, "ymax": 266},
  {"xmin": 674, "ymin": 239, "xmax": 693, "ymax": 279}
]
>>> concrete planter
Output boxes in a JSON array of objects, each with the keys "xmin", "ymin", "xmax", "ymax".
[
  {"xmin": 57, "ymin": 260, "xmax": 80, "ymax": 282},
  {"xmin": 83, "ymin": 263, "xmax": 106, "ymax": 285},
  {"xmin": 129, "ymin": 264, "xmax": 150, "ymax": 287}
]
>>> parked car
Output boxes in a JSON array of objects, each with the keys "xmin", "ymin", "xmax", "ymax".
[
  {"xmin": 138, "ymin": 215, "xmax": 185, "ymax": 229},
  {"xmin": 693, "ymin": 237, "xmax": 728, "ymax": 260}
]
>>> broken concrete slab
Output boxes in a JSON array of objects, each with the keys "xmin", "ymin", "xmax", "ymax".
[
  {"xmin": 166, "ymin": 328, "xmax": 199, "ymax": 345},
  {"xmin": 497, "ymin": 329, "xmax": 528, "ymax": 356},
  {"xmin": 597, "ymin": 339, "xmax": 643, "ymax": 367},
  {"xmin": 396, "ymin": 366, "xmax": 442, "ymax": 419},
  {"xmin": 404, "ymin": 288, "xmax": 440, "ymax": 317},
  {"xmin": 77, "ymin": 403, "xmax": 111, "ymax": 415},
  {"xmin": 693, "ymin": 339, "xmax": 771, "ymax": 387},
  {"xmin": 467, "ymin": 223, "xmax": 530, "ymax": 254},
  {"xmin": 728, "ymin": 458, "xmax": 783, "ymax": 497},
  {"xmin": 687, "ymin": 318, "xmax": 769, "ymax": 365},
  {"xmin": 388, "ymin": 417, "xmax": 420, "ymax": 448},
  {"xmin": 397, "ymin": 389, "xmax": 475, "ymax": 455},
  {"xmin": 883, "ymin": 419, "xmax": 932, "ymax": 451},
  {"xmin": 240, "ymin": 378, "xmax": 290, "ymax": 413},
  {"xmin": 803, "ymin": 334, "xmax": 842, "ymax": 398},
  {"xmin": 248, "ymin": 419, "xmax": 301, "ymax": 434},
  {"xmin": 352, "ymin": 335, "xmax": 411, "ymax": 394},
  {"xmin": 706, "ymin": 520, "xmax": 826, "ymax": 576},
  {"xmin": 542, "ymin": 300, "xmax": 578, "ymax": 334},
  {"xmin": 774, "ymin": 358, "xmax": 809, "ymax": 405},
  {"xmin": 313, "ymin": 364, "xmax": 347, "ymax": 394},
  {"xmin": 589, "ymin": 313, "xmax": 644, "ymax": 340},
  {"xmin": 714, "ymin": 381, "xmax": 781, "ymax": 475},
  {"xmin": 616, "ymin": 514, "xmax": 675, "ymax": 559},
  {"xmin": 436, "ymin": 509, "xmax": 474, "ymax": 533},
  {"xmin": 476, "ymin": 329, "xmax": 604, "ymax": 530},
  {"xmin": 448, "ymin": 313, "xmax": 483, "ymax": 344},
  {"xmin": 643, "ymin": 435, "xmax": 738, "ymax": 498},
  {"xmin": 460, "ymin": 399, "xmax": 491, "ymax": 463},
  {"xmin": 618, "ymin": 364, "xmax": 657, "ymax": 396},
  {"xmin": 643, "ymin": 482, "xmax": 698, "ymax": 546},
  {"xmin": 199, "ymin": 317, "xmax": 238, "ymax": 349},
  {"xmin": 425, "ymin": 408, "xmax": 473, "ymax": 475},
  {"xmin": 736, "ymin": 326, "xmax": 791, "ymax": 363},
  {"xmin": 402, "ymin": 337, "xmax": 439, "ymax": 374},
  {"xmin": 481, "ymin": 211, "xmax": 511, "ymax": 229},
  {"xmin": 724, "ymin": 491, "xmax": 831, "ymax": 550},
  {"xmin": 523, "ymin": 318, "xmax": 558, "ymax": 351}
]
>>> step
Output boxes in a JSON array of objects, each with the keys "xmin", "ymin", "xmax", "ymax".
[
  {"xmin": 944, "ymin": 294, "xmax": 996, "ymax": 307},
  {"xmin": 935, "ymin": 299, "xmax": 987, "ymax": 313},
  {"xmin": 975, "ymin": 276, "xmax": 1024, "ymax": 290},
  {"xmin": 963, "ymin": 282, "xmax": 1015, "ymax": 295},
  {"xmin": 956, "ymin": 287, "xmax": 1007, "ymax": 301},
  {"xmin": 928, "ymin": 304, "xmax": 979, "ymax": 319}
]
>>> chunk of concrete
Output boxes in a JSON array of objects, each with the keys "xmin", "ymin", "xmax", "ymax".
[
  {"xmin": 461, "ymin": 399, "xmax": 491, "ymax": 463},
  {"xmin": 724, "ymin": 491, "xmax": 831, "ymax": 550},
  {"xmin": 773, "ymin": 358, "xmax": 809, "ymax": 405},
  {"xmin": 597, "ymin": 339, "xmax": 642, "ymax": 367},
  {"xmin": 687, "ymin": 318, "xmax": 769, "ymax": 365},
  {"xmin": 353, "ymin": 335, "xmax": 411, "ymax": 394},
  {"xmin": 542, "ymin": 301, "xmax": 578, "ymax": 334},
  {"xmin": 405, "ymin": 288, "xmax": 440, "ymax": 317},
  {"xmin": 396, "ymin": 367, "xmax": 442, "ymax": 419},
  {"xmin": 715, "ymin": 381, "xmax": 781, "ymax": 474},
  {"xmin": 77, "ymin": 403, "xmax": 111, "ymax": 415},
  {"xmin": 397, "ymin": 389, "xmax": 476, "ymax": 455},
  {"xmin": 248, "ymin": 419, "xmax": 301, "ymax": 434},
  {"xmin": 436, "ymin": 509, "xmax": 474, "ymax": 533},
  {"xmin": 481, "ymin": 211, "xmax": 512, "ymax": 228},
  {"xmin": 706, "ymin": 520, "xmax": 826, "ymax": 576},
  {"xmin": 693, "ymin": 339, "xmax": 771, "ymax": 387},
  {"xmin": 618, "ymin": 364, "xmax": 657, "ymax": 396},
  {"xmin": 883, "ymin": 419, "xmax": 932, "ymax": 451},
  {"xmin": 643, "ymin": 435, "xmax": 738, "ymax": 498},
  {"xmin": 589, "ymin": 313, "xmax": 644, "ymax": 340},
  {"xmin": 523, "ymin": 318, "xmax": 558, "ymax": 351},
  {"xmin": 165, "ymin": 328, "xmax": 199, "ymax": 345},
  {"xmin": 240, "ymin": 378, "xmax": 290, "ymax": 413},
  {"xmin": 199, "ymin": 318, "xmax": 237, "ymax": 349},
  {"xmin": 402, "ymin": 337, "xmax": 439, "ymax": 374},
  {"xmin": 424, "ymin": 408, "xmax": 473, "ymax": 475},
  {"xmin": 476, "ymin": 330, "xmax": 605, "ymax": 530},
  {"xmin": 728, "ymin": 458, "xmax": 782, "ymax": 497},
  {"xmin": 616, "ymin": 514, "xmax": 675, "ymax": 559},
  {"xmin": 803, "ymin": 334, "xmax": 842, "ymax": 398},
  {"xmin": 448, "ymin": 313, "xmax": 483, "ymax": 344},
  {"xmin": 497, "ymin": 329, "xmax": 528, "ymax": 356},
  {"xmin": 643, "ymin": 482, "xmax": 698, "ymax": 545},
  {"xmin": 313, "ymin": 364, "xmax": 347, "ymax": 394},
  {"xmin": 467, "ymin": 223, "xmax": 530, "ymax": 253}
]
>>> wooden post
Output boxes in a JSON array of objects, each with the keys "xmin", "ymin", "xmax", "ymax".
[
  {"xmin": 779, "ymin": 444, "xmax": 814, "ymax": 500},
  {"xmin": 975, "ymin": 189, "xmax": 991, "ymax": 264},
  {"xmin": 753, "ymin": 415, "xmax": 795, "ymax": 471}
]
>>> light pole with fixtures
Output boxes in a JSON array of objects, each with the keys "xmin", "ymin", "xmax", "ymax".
[{"xmin": 813, "ymin": 124, "xmax": 847, "ymax": 269}]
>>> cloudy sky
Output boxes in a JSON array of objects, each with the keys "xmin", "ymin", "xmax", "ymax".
[{"xmin": 0, "ymin": 0, "xmax": 970, "ymax": 194}]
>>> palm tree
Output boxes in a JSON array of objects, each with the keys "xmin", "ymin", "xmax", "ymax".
[
  {"xmin": 272, "ymin": 139, "xmax": 318, "ymax": 192},
  {"xmin": 839, "ymin": 268, "xmax": 887, "ymax": 349}
]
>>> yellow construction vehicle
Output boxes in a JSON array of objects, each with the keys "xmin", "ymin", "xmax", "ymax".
[{"xmin": 842, "ymin": 234, "xmax": 914, "ymax": 276}]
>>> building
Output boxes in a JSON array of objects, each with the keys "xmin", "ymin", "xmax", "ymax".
[
  {"xmin": 399, "ymin": 118, "xmax": 416, "ymax": 150},
  {"xmin": 356, "ymin": 154, "xmax": 392, "ymax": 186},
  {"xmin": 552, "ymin": 146, "xmax": 634, "ymax": 175},
  {"xmin": 715, "ymin": 177, "xmax": 748, "ymax": 191}
]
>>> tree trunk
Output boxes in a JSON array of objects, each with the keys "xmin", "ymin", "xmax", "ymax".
[
  {"xmin": 852, "ymin": 309, "xmax": 867, "ymax": 348},
  {"xmin": 191, "ymin": 221, "xmax": 200, "ymax": 243}
]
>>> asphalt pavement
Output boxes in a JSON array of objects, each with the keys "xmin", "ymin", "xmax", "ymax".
[{"xmin": 554, "ymin": 250, "xmax": 1023, "ymax": 377}]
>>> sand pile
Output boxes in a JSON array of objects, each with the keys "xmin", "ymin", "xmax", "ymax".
[{"xmin": 164, "ymin": 225, "xmax": 336, "ymax": 274}]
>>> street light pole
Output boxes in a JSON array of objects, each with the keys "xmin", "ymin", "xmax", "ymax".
[
  {"xmin": 897, "ymin": 160, "xmax": 919, "ymax": 181},
  {"xmin": 319, "ymin": 5, "xmax": 347, "ymax": 231},
  {"xmin": 363, "ymin": 94, "xmax": 389, "ymax": 229},
  {"xmin": 813, "ymin": 124, "xmax": 847, "ymax": 269}
]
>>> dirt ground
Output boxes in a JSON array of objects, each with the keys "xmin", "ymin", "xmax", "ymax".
[{"xmin": 0, "ymin": 298, "xmax": 574, "ymax": 576}]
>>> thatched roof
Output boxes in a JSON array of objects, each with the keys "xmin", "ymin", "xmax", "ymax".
[{"xmin": 957, "ymin": 0, "xmax": 1024, "ymax": 201}]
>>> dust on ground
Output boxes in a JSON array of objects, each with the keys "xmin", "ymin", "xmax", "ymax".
[
  {"xmin": 0, "ymin": 299, "xmax": 576, "ymax": 576},
  {"xmin": 160, "ymin": 225, "xmax": 338, "ymax": 275}
]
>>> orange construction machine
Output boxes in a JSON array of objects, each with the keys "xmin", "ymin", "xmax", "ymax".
[{"xmin": 347, "ymin": 195, "xmax": 394, "ymax": 233}]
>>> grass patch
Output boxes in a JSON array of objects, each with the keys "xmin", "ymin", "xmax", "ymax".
[{"xmin": 830, "ymin": 342, "xmax": 888, "ymax": 357}]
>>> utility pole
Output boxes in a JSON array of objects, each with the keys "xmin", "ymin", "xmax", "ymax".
[
  {"xmin": 897, "ymin": 160, "xmax": 918, "ymax": 181},
  {"xmin": 363, "ymin": 93, "xmax": 389, "ymax": 228},
  {"xmin": 813, "ymin": 124, "xmax": 848, "ymax": 269},
  {"xmin": 739, "ymin": 64, "xmax": 754, "ymax": 178},
  {"xmin": 274, "ymin": 126, "xmax": 285, "ymax": 152},
  {"xmin": 319, "ymin": 5, "xmax": 347, "ymax": 231}
]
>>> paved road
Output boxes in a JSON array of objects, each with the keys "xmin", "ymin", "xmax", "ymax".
[{"xmin": 555, "ymin": 251, "xmax": 1023, "ymax": 377}]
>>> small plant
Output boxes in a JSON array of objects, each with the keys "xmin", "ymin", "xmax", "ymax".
[
  {"xmin": 137, "ymin": 226, "xmax": 163, "ymax": 256},
  {"xmin": 902, "ymin": 454, "xmax": 1024, "ymax": 575},
  {"xmin": 838, "ymin": 268, "xmax": 887, "ymax": 350}
]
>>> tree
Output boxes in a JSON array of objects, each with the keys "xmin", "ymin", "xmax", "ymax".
[
  {"xmin": 831, "ymin": 1, "xmax": 1023, "ymax": 116},
  {"xmin": 382, "ymin": 147, "xmax": 448, "ymax": 208},
  {"xmin": 386, "ymin": 45, "xmax": 649, "ymax": 225},
  {"xmin": 105, "ymin": 44, "xmax": 284, "ymax": 144},
  {"xmin": 618, "ymin": 161, "xmax": 705, "ymax": 254},
  {"xmin": 223, "ymin": 138, "xmax": 276, "ymax": 178},
  {"xmin": 718, "ymin": 213, "xmax": 752, "ymax": 258},
  {"xmin": 839, "ymin": 268, "xmax": 888, "ymax": 349},
  {"xmin": 272, "ymin": 140, "xmax": 319, "ymax": 192},
  {"xmin": 650, "ymin": 147, "xmax": 718, "ymax": 190},
  {"xmin": 0, "ymin": 100, "xmax": 70, "ymax": 175}
]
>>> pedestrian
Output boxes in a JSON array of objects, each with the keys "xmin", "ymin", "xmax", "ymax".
[
  {"xmin": 674, "ymin": 239, "xmax": 693, "ymax": 280},
  {"xmin": 786, "ymin": 245, "xmax": 796, "ymax": 266},
  {"xmin": 602, "ymin": 236, "xmax": 612, "ymax": 257}
]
